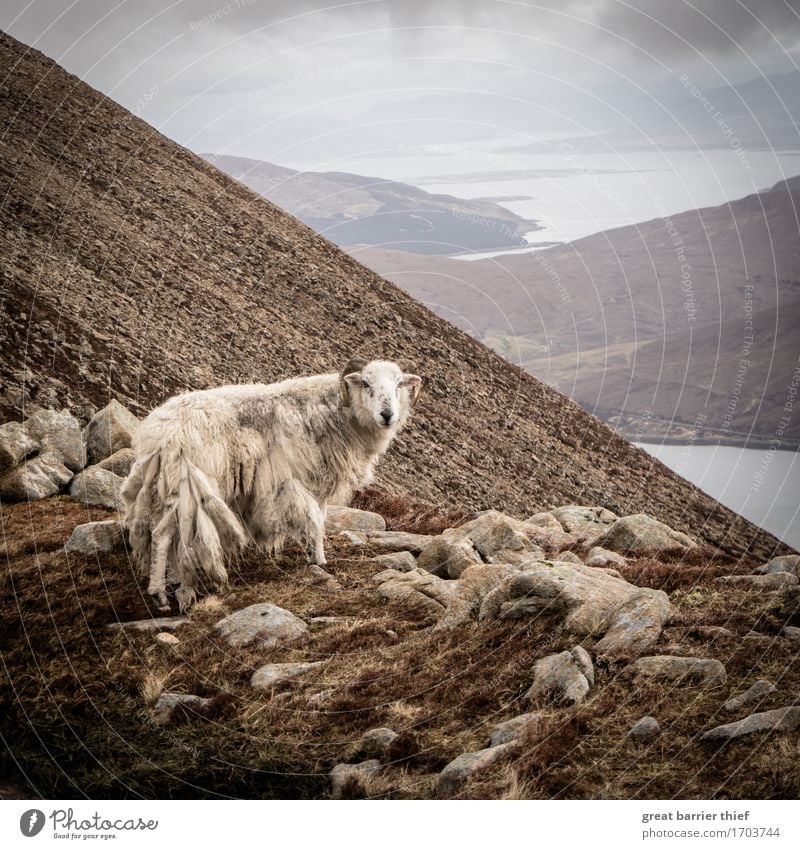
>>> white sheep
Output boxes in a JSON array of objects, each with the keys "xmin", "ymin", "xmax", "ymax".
[{"xmin": 121, "ymin": 358, "xmax": 421, "ymax": 610}]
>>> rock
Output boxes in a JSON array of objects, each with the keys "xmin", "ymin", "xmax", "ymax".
[
  {"xmin": 525, "ymin": 646, "xmax": 594, "ymax": 706},
  {"xmin": 250, "ymin": 661, "xmax": 323, "ymax": 691},
  {"xmin": 701, "ymin": 706, "xmax": 800, "ymax": 742},
  {"xmin": 690, "ymin": 625, "xmax": 735, "ymax": 640},
  {"xmin": 0, "ymin": 421, "xmax": 37, "ymax": 473},
  {"xmin": 457, "ymin": 511, "xmax": 535, "ymax": 560},
  {"xmin": 418, "ymin": 534, "xmax": 481, "ymax": 578},
  {"xmin": 594, "ymin": 514, "xmax": 695, "ymax": 555},
  {"xmin": 95, "ymin": 447, "xmax": 135, "ymax": 477},
  {"xmin": 24, "ymin": 408, "xmax": 85, "ymax": 472},
  {"xmin": 337, "ymin": 530, "xmax": 366, "ymax": 545},
  {"xmin": 550, "ymin": 505, "xmax": 618, "ymax": 539},
  {"xmin": 585, "ymin": 546, "xmax": 628, "ymax": 568},
  {"xmin": 755, "ymin": 554, "xmax": 800, "ymax": 577},
  {"xmin": 365, "ymin": 530, "xmax": 434, "ymax": 553},
  {"xmin": 106, "ymin": 616, "xmax": 189, "ymax": 633},
  {"xmin": 487, "ymin": 712, "xmax": 544, "ymax": 747},
  {"xmin": 373, "ymin": 567, "xmax": 456, "ymax": 616},
  {"xmin": 557, "ymin": 550, "xmax": 583, "ymax": 565},
  {"xmin": 358, "ymin": 727, "xmax": 398, "ymax": 759},
  {"xmin": 64, "ymin": 519, "xmax": 126, "ymax": 555},
  {"xmin": 782, "ymin": 625, "xmax": 800, "ymax": 641},
  {"xmin": 628, "ymin": 656, "xmax": 726, "ymax": 688},
  {"xmin": 370, "ymin": 551, "xmax": 417, "ymax": 572},
  {"xmin": 723, "ymin": 680, "xmax": 776, "ymax": 712},
  {"xmin": 437, "ymin": 564, "xmax": 519, "ymax": 628},
  {"xmin": 152, "ymin": 693, "xmax": 212, "ymax": 726},
  {"xmin": 715, "ymin": 573, "xmax": 798, "ymax": 590},
  {"xmin": 437, "ymin": 742, "xmax": 516, "ymax": 798},
  {"xmin": 628, "ymin": 716, "xmax": 660, "ymax": 739},
  {"xmin": 330, "ymin": 760, "xmax": 382, "ymax": 799},
  {"xmin": 525, "ymin": 512, "xmax": 565, "ymax": 533},
  {"xmin": 436, "ymin": 510, "xmax": 563, "ymax": 562},
  {"xmin": 326, "ymin": 505, "xmax": 385, "ymax": 532},
  {"xmin": 214, "ymin": 603, "xmax": 308, "ymax": 649},
  {"xmin": 155, "ymin": 632, "xmax": 180, "ymax": 646},
  {"xmin": 0, "ymin": 454, "xmax": 73, "ymax": 500},
  {"xmin": 69, "ymin": 467, "xmax": 125, "ymax": 510},
  {"xmin": 594, "ymin": 590, "xmax": 673, "ymax": 658},
  {"xmin": 307, "ymin": 688, "xmax": 336, "ymax": 707},
  {"xmin": 478, "ymin": 559, "xmax": 652, "ymax": 638},
  {"xmin": 83, "ymin": 399, "xmax": 139, "ymax": 465}
]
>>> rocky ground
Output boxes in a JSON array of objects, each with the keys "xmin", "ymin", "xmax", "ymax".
[{"xmin": 1, "ymin": 402, "xmax": 799, "ymax": 800}]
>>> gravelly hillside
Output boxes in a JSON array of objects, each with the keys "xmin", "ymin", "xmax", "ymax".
[{"xmin": 0, "ymin": 30, "xmax": 791, "ymax": 560}]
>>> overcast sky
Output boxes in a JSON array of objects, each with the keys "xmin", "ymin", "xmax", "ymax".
[{"xmin": 3, "ymin": 1, "xmax": 800, "ymax": 165}]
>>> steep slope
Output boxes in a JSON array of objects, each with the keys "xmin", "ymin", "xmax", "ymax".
[
  {"xmin": 358, "ymin": 177, "xmax": 800, "ymax": 442},
  {"xmin": 202, "ymin": 153, "xmax": 537, "ymax": 255},
  {"xmin": 0, "ymin": 30, "xmax": 790, "ymax": 560}
]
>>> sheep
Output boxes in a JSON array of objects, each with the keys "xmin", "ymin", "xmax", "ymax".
[{"xmin": 121, "ymin": 358, "xmax": 421, "ymax": 611}]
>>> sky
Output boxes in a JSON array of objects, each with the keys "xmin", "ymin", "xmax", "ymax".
[{"xmin": 3, "ymin": 0, "xmax": 800, "ymax": 166}]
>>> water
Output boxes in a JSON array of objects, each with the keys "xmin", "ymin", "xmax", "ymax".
[
  {"xmin": 285, "ymin": 144, "xmax": 800, "ymax": 256},
  {"xmin": 636, "ymin": 443, "xmax": 800, "ymax": 550}
]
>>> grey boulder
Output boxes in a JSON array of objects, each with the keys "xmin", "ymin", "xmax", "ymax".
[
  {"xmin": 701, "ymin": 706, "xmax": 800, "ymax": 742},
  {"xmin": 152, "ymin": 693, "xmax": 212, "ymax": 726},
  {"xmin": 215, "ymin": 603, "xmax": 308, "ymax": 649},
  {"xmin": 628, "ymin": 716, "xmax": 661, "ymax": 739},
  {"xmin": 64, "ymin": 519, "xmax": 126, "ymax": 555},
  {"xmin": 628, "ymin": 656, "xmax": 726, "ymax": 688},
  {"xmin": 525, "ymin": 646, "xmax": 594, "ymax": 707},
  {"xmin": 83, "ymin": 400, "xmax": 139, "ymax": 465},
  {"xmin": 69, "ymin": 467, "xmax": 125, "ymax": 510},
  {"xmin": 594, "ymin": 514, "xmax": 695, "ymax": 555},
  {"xmin": 329, "ymin": 760, "xmax": 382, "ymax": 799},
  {"xmin": 723, "ymin": 680, "xmax": 776, "ymax": 712},
  {"xmin": 325, "ymin": 505, "xmax": 385, "ymax": 532},
  {"xmin": 437, "ymin": 742, "xmax": 516, "ymax": 798},
  {"xmin": 250, "ymin": 661, "xmax": 323, "ymax": 691}
]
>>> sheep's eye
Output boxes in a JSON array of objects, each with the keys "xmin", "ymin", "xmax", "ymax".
[{"xmin": 361, "ymin": 380, "xmax": 370, "ymax": 389}]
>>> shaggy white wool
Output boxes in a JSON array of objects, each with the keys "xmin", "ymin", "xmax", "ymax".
[{"xmin": 121, "ymin": 359, "xmax": 421, "ymax": 610}]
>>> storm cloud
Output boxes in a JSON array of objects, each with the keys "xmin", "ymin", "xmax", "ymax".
[{"xmin": 2, "ymin": 1, "xmax": 798, "ymax": 162}]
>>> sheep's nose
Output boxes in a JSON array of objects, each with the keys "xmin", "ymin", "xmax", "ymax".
[{"xmin": 380, "ymin": 409, "xmax": 393, "ymax": 424}]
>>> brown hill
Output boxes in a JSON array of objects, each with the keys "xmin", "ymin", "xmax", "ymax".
[
  {"xmin": 358, "ymin": 178, "xmax": 800, "ymax": 443},
  {"xmin": 0, "ymin": 30, "xmax": 790, "ymax": 560},
  {"xmin": 203, "ymin": 153, "xmax": 538, "ymax": 255}
]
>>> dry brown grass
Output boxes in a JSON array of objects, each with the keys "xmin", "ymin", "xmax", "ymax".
[{"xmin": 1, "ymin": 496, "xmax": 798, "ymax": 800}]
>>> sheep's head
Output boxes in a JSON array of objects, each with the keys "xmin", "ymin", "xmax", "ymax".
[{"xmin": 339, "ymin": 358, "xmax": 422, "ymax": 431}]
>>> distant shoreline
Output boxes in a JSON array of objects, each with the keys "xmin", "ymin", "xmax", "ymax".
[{"xmin": 629, "ymin": 435, "xmax": 800, "ymax": 451}]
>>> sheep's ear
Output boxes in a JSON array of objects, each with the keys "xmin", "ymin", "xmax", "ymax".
[
  {"xmin": 339, "ymin": 357, "xmax": 368, "ymax": 407},
  {"xmin": 401, "ymin": 373, "xmax": 422, "ymax": 405}
]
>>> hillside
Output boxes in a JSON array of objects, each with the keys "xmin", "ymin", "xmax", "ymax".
[
  {"xmin": 358, "ymin": 177, "xmax": 800, "ymax": 443},
  {"xmin": 0, "ymin": 28, "xmax": 791, "ymax": 566},
  {"xmin": 203, "ymin": 154, "xmax": 538, "ymax": 255}
]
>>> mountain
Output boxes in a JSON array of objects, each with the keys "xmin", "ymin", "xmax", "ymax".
[
  {"xmin": 358, "ymin": 177, "xmax": 800, "ymax": 445},
  {"xmin": 0, "ymin": 28, "xmax": 789, "ymax": 565},
  {"xmin": 202, "ymin": 153, "xmax": 538, "ymax": 255}
]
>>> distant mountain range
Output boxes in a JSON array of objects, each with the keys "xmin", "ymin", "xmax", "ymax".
[
  {"xmin": 358, "ymin": 177, "xmax": 800, "ymax": 447},
  {"xmin": 203, "ymin": 154, "xmax": 538, "ymax": 255}
]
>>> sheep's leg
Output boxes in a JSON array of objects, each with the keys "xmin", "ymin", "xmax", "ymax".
[
  {"xmin": 148, "ymin": 510, "xmax": 176, "ymax": 611},
  {"xmin": 302, "ymin": 495, "xmax": 326, "ymax": 566}
]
